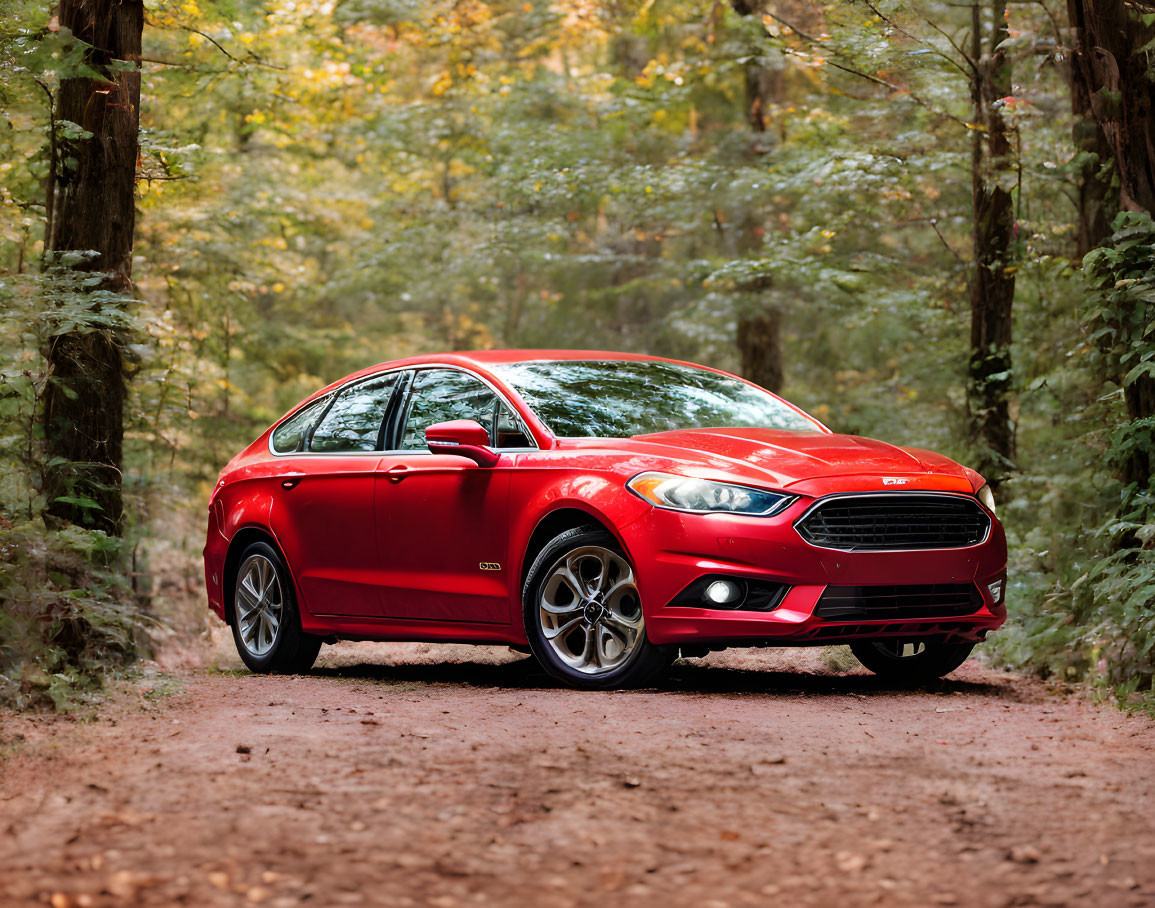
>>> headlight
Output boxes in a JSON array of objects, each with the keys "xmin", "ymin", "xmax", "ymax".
[
  {"xmin": 977, "ymin": 483, "xmax": 996, "ymax": 514},
  {"xmin": 627, "ymin": 472, "xmax": 794, "ymax": 516}
]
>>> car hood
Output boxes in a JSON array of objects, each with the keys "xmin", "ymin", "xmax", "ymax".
[{"xmin": 573, "ymin": 427, "xmax": 976, "ymax": 495}]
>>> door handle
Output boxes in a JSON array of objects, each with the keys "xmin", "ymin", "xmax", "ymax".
[
  {"xmin": 384, "ymin": 464, "xmax": 411, "ymax": 484},
  {"xmin": 281, "ymin": 476, "xmax": 303, "ymax": 490}
]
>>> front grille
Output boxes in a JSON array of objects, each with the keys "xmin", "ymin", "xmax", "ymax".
[
  {"xmin": 814, "ymin": 583, "xmax": 983, "ymax": 621},
  {"xmin": 795, "ymin": 494, "xmax": 990, "ymax": 551}
]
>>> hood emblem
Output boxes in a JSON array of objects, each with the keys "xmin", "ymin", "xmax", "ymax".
[{"xmin": 881, "ymin": 477, "xmax": 910, "ymax": 486}]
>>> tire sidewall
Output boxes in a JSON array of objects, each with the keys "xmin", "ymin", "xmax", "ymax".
[{"xmin": 850, "ymin": 639, "xmax": 974, "ymax": 681}]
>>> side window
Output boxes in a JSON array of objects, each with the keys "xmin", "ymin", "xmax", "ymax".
[
  {"xmin": 308, "ymin": 373, "xmax": 398, "ymax": 453},
  {"xmin": 399, "ymin": 369, "xmax": 531, "ymax": 450},
  {"xmin": 271, "ymin": 397, "xmax": 329, "ymax": 454}
]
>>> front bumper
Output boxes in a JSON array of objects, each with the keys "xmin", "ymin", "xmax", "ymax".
[{"xmin": 623, "ymin": 498, "xmax": 1008, "ymax": 648}]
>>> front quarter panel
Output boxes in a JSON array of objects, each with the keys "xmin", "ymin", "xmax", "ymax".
[{"xmin": 507, "ymin": 451, "xmax": 656, "ymax": 610}]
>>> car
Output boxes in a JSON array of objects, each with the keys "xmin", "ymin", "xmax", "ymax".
[{"xmin": 203, "ymin": 350, "xmax": 1007, "ymax": 690}]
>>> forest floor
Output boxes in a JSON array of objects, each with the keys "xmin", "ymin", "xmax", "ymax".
[{"xmin": 2, "ymin": 638, "xmax": 1154, "ymax": 908}]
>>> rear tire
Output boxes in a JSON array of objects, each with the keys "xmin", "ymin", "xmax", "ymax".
[
  {"xmin": 522, "ymin": 527, "xmax": 674, "ymax": 690},
  {"xmin": 850, "ymin": 639, "xmax": 974, "ymax": 683},
  {"xmin": 230, "ymin": 541, "xmax": 321, "ymax": 674}
]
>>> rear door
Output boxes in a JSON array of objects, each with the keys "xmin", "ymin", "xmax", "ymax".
[
  {"xmin": 373, "ymin": 368, "xmax": 534, "ymax": 624},
  {"xmin": 270, "ymin": 371, "xmax": 401, "ymax": 618}
]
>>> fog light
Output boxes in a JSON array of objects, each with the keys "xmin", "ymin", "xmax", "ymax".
[
  {"xmin": 705, "ymin": 580, "xmax": 742, "ymax": 605},
  {"xmin": 666, "ymin": 575, "xmax": 788, "ymax": 611},
  {"xmin": 987, "ymin": 579, "xmax": 1005, "ymax": 604}
]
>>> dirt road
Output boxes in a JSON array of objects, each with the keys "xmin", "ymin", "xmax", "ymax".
[{"xmin": 2, "ymin": 642, "xmax": 1154, "ymax": 907}]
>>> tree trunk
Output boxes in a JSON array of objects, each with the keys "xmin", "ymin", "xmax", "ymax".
[
  {"xmin": 1068, "ymin": 74, "xmax": 1117, "ymax": 256},
  {"xmin": 730, "ymin": 0, "xmax": 788, "ymax": 392},
  {"xmin": 1067, "ymin": 0, "xmax": 1155, "ymax": 486},
  {"xmin": 737, "ymin": 311, "xmax": 785, "ymax": 392},
  {"xmin": 966, "ymin": 0, "xmax": 1017, "ymax": 487},
  {"xmin": 42, "ymin": 0, "xmax": 143, "ymax": 533},
  {"xmin": 1066, "ymin": 0, "xmax": 1155, "ymax": 215}
]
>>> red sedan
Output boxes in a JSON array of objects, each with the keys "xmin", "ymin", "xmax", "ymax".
[{"xmin": 203, "ymin": 351, "xmax": 1006, "ymax": 689}]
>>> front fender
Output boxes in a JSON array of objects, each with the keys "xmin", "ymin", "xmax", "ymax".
[{"xmin": 508, "ymin": 469, "xmax": 652, "ymax": 631}]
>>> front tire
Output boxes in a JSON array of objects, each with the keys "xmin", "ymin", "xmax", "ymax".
[
  {"xmin": 850, "ymin": 638, "xmax": 974, "ymax": 683},
  {"xmin": 231, "ymin": 541, "xmax": 321, "ymax": 674},
  {"xmin": 522, "ymin": 527, "xmax": 673, "ymax": 690}
]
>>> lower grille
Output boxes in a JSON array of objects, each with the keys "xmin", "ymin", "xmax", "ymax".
[
  {"xmin": 810, "ymin": 620, "xmax": 986, "ymax": 640},
  {"xmin": 814, "ymin": 583, "xmax": 982, "ymax": 621},
  {"xmin": 795, "ymin": 493, "xmax": 990, "ymax": 551}
]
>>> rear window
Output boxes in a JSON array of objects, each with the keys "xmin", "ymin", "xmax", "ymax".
[{"xmin": 270, "ymin": 397, "xmax": 328, "ymax": 454}]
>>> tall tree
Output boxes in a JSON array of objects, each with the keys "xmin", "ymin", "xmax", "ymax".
[
  {"xmin": 730, "ymin": 0, "xmax": 788, "ymax": 393},
  {"xmin": 1067, "ymin": 0, "xmax": 1155, "ymax": 486},
  {"xmin": 966, "ymin": 0, "xmax": 1017, "ymax": 486},
  {"xmin": 42, "ymin": 0, "xmax": 143, "ymax": 532},
  {"xmin": 1066, "ymin": 0, "xmax": 1155, "ymax": 215}
]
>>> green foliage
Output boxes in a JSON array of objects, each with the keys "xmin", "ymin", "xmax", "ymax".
[
  {"xmin": 1082, "ymin": 213, "xmax": 1155, "ymax": 696},
  {"xmin": 1084, "ymin": 213, "xmax": 1155, "ymax": 397},
  {"xmin": 0, "ymin": 517, "xmax": 143, "ymax": 710},
  {"xmin": 0, "ymin": 261, "xmax": 145, "ymax": 710}
]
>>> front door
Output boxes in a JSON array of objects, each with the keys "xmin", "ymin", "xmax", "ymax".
[{"xmin": 374, "ymin": 368, "xmax": 530, "ymax": 624}]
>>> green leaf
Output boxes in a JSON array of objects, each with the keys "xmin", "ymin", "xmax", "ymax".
[{"xmin": 53, "ymin": 495, "xmax": 103, "ymax": 511}]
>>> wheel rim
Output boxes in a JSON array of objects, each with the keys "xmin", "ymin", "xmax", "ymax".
[
  {"xmin": 235, "ymin": 554, "xmax": 284, "ymax": 658},
  {"xmin": 873, "ymin": 640, "xmax": 927, "ymax": 659},
  {"xmin": 537, "ymin": 545, "xmax": 643, "ymax": 676}
]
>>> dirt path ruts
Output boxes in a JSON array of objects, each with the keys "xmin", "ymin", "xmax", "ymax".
[{"xmin": 2, "ymin": 644, "xmax": 1154, "ymax": 907}]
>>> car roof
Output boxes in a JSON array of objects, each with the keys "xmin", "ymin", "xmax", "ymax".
[
  {"xmin": 319, "ymin": 350, "xmax": 705, "ymax": 392},
  {"xmin": 392, "ymin": 349, "xmax": 675, "ymax": 368}
]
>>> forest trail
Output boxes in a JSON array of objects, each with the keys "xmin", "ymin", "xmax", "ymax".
[{"xmin": 2, "ymin": 643, "xmax": 1154, "ymax": 908}]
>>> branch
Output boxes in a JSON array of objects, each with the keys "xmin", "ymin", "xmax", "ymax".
[
  {"xmin": 928, "ymin": 217, "xmax": 967, "ymax": 265},
  {"xmin": 914, "ymin": 7, "xmax": 979, "ymax": 73},
  {"xmin": 857, "ymin": 0, "xmax": 973, "ymax": 79},
  {"xmin": 1024, "ymin": 0, "xmax": 1063, "ymax": 44},
  {"xmin": 761, "ymin": 10, "xmax": 975, "ymax": 130},
  {"xmin": 175, "ymin": 22, "xmax": 237, "ymax": 62},
  {"xmin": 33, "ymin": 78, "xmax": 57, "ymax": 261},
  {"xmin": 144, "ymin": 18, "xmax": 287, "ymax": 71},
  {"xmin": 123, "ymin": 53, "xmax": 228, "ymax": 72}
]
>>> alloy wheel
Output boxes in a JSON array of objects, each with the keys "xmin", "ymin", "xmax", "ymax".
[
  {"xmin": 235, "ymin": 553, "xmax": 284, "ymax": 657},
  {"xmin": 537, "ymin": 545, "xmax": 643, "ymax": 675}
]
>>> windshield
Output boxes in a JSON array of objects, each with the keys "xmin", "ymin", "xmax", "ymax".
[{"xmin": 492, "ymin": 360, "xmax": 823, "ymax": 438}]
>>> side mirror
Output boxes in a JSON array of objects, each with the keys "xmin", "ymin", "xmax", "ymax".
[{"xmin": 424, "ymin": 419, "xmax": 500, "ymax": 468}]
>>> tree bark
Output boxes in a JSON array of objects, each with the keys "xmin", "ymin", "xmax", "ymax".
[
  {"xmin": 42, "ymin": 0, "xmax": 143, "ymax": 533},
  {"xmin": 966, "ymin": 0, "xmax": 1017, "ymax": 487},
  {"xmin": 1066, "ymin": 0, "xmax": 1155, "ymax": 215},
  {"xmin": 1066, "ymin": 0, "xmax": 1155, "ymax": 486},
  {"xmin": 737, "ymin": 310, "xmax": 785, "ymax": 392},
  {"xmin": 1068, "ymin": 67, "xmax": 1117, "ymax": 256}
]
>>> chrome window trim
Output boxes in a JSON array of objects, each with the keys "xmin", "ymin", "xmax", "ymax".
[
  {"xmin": 267, "ymin": 363, "xmax": 540, "ymax": 458},
  {"xmin": 791, "ymin": 490, "xmax": 992, "ymax": 553}
]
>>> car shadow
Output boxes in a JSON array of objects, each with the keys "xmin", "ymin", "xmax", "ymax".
[{"xmin": 309, "ymin": 655, "xmax": 1021, "ymax": 700}]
